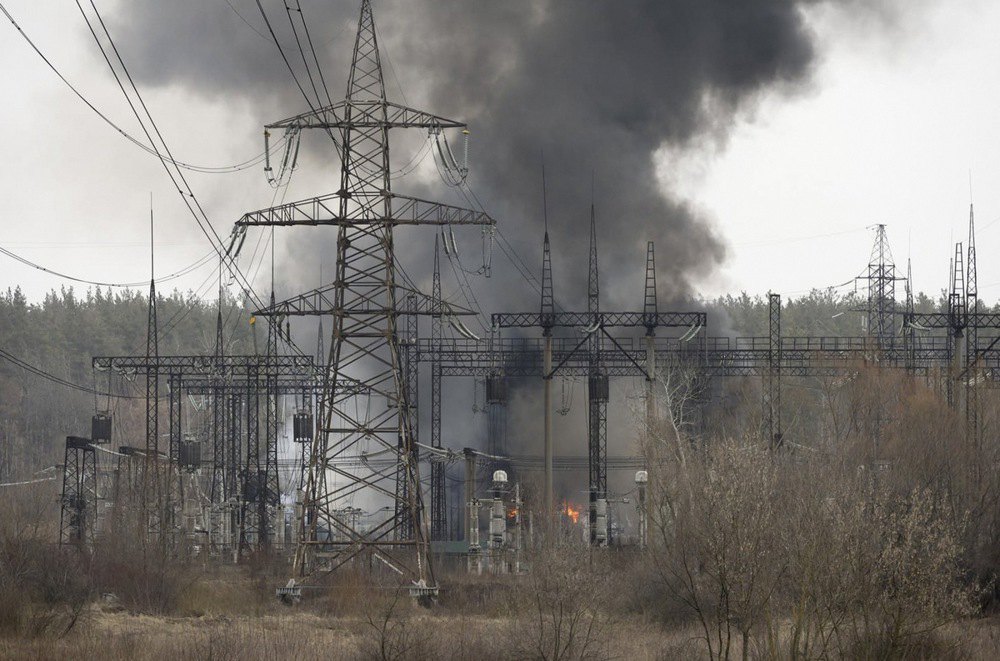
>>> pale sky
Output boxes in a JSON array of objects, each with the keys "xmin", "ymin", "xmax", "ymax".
[
  {"xmin": 673, "ymin": 0, "xmax": 1000, "ymax": 302},
  {"xmin": 1, "ymin": 0, "xmax": 997, "ymax": 307}
]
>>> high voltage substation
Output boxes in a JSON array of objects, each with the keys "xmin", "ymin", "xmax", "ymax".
[{"xmin": 50, "ymin": 1, "xmax": 1000, "ymax": 596}]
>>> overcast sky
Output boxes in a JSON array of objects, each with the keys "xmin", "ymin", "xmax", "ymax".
[{"xmin": 1, "ymin": 0, "xmax": 997, "ymax": 313}]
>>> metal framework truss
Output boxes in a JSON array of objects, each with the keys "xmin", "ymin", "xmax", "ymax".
[
  {"xmin": 250, "ymin": 283, "xmax": 476, "ymax": 318},
  {"xmin": 236, "ymin": 192, "xmax": 493, "ymax": 229},
  {"xmin": 267, "ymin": 99, "xmax": 465, "ymax": 132},
  {"xmin": 230, "ymin": 0, "xmax": 494, "ymax": 588},
  {"xmin": 493, "ymin": 311, "xmax": 705, "ymax": 330}
]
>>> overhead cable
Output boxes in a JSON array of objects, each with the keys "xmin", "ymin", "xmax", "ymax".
[
  {"xmin": 0, "ymin": 244, "xmax": 215, "ymax": 288},
  {"xmin": 0, "ymin": 347, "xmax": 141, "ymax": 399},
  {"xmin": 0, "ymin": 475, "xmax": 59, "ymax": 488},
  {"xmin": 0, "ymin": 1, "xmax": 283, "ymax": 174}
]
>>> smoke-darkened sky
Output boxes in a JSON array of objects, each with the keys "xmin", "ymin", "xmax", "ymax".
[
  {"xmin": 99, "ymin": 0, "xmax": 870, "ymax": 310},
  {"xmin": 6, "ymin": 0, "xmax": 1000, "ymax": 504},
  {"xmin": 4, "ymin": 0, "xmax": 998, "ymax": 311}
]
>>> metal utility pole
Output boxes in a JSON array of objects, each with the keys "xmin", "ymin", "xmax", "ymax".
[
  {"xmin": 904, "ymin": 258, "xmax": 915, "ymax": 372},
  {"xmin": 261, "ymin": 293, "xmax": 281, "ymax": 550},
  {"xmin": 60, "ymin": 436, "xmax": 97, "ymax": 547},
  {"xmin": 965, "ymin": 204, "xmax": 979, "ymax": 449},
  {"xmin": 431, "ymin": 239, "xmax": 446, "ymax": 541},
  {"xmin": 396, "ymin": 294, "xmax": 419, "ymax": 541},
  {"xmin": 145, "ymin": 211, "xmax": 159, "ymax": 540},
  {"xmin": 233, "ymin": 0, "xmax": 494, "ymax": 587},
  {"xmin": 765, "ymin": 293, "xmax": 782, "ymax": 447},
  {"xmin": 948, "ymin": 243, "xmax": 965, "ymax": 409},
  {"xmin": 167, "ymin": 371, "xmax": 182, "ymax": 541},
  {"xmin": 239, "ymin": 360, "xmax": 260, "ymax": 555},
  {"xmin": 540, "ymin": 170, "xmax": 555, "ymax": 521},
  {"xmin": 210, "ymin": 289, "xmax": 226, "ymax": 504},
  {"xmin": 227, "ymin": 393, "xmax": 241, "ymax": 504},
  {"xmin": 463, "ymin": 448, "xmax": 481, "ymax": 573},
  {"xmin": 586, "ymin": 206, "xmax": 609, "ymax": 546},
  {"xmin": 642, "ymin": 242, "xmax": 657, "ymax": 431}
]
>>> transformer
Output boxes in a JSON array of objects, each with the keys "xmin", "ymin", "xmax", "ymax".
[
  {"xmin": 91, "ymin": 413, "xmax": 112, "ymax": 444},
  {"xmin": 486, "ymin": 375, "xmax": 507, "ymax": 404},
  {"xmin": 588, "ymin": 374, "xmax": 609, "ymax": 402},
  {"xmin": 293, "ymin": 412, "xmax": 313, "ymax": 443},
  {"xmin": 179, "ymin": 439, "xmax": 202, "ymax": 471}
]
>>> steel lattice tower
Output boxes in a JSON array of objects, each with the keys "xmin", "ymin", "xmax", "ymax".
[
  {"xmin": 948, "ymin": 243, "xmax": 965, "ymax": 409},
  {"xmin": 231, "ymin": 0, "xmax": 493, "ymax": 585},
  {"xmin": 262, "ymin": 294, "xmax": 281, "ymax": 548},
  {"xmin": 904, "ymin": 258, "xmax": 915, "ymax": 371},
  {"xmin": 643, "ymin": 242, "xmax": 658, "ymax": 429},
  {"xmin": 642, "ymin": 242, "xmax": 657, "ymax": 333},
  {"xmin": 540, "ymin": 220, "xmax": 555, "ymax": 519},
  {"xmin": 396, "ymin": 294, "xmax": 419, "ymax": 541},
  {"xmin": 541, "ymin": 232, "xmax": 554, "ymax": 330},
  {"xmin": 210, "ymin": 296, "xmax": 226, "ymax": 503},
  {"xmin": 865, "ymin": 224, "xmax": 897, "ymax": 349},
  {"xmin": 60, "ymin": 436, "xmax": 97, "ymax": 547},
  {"xmin": 430, "ymin": 239, "xmax": 446, "ymax": 540},
  {"xmin": 965, "ymin": 204, "xmax": 979, "ymax": 448},
  {"xmin": 586, "ymin": 205, "xmax": 609, "ymax": 545},
  {"xmin": 144, "ymin": 254, "xmax": 159, "ymax": 542},
  {"xmin": 765, "ymin": 293, "xmax": 782, "ymax": 446}
]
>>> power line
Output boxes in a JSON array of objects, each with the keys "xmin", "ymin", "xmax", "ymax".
[
  {"xmin": 0, "ymin": 346, "xmax": 141, "ymax": 399},
  {"xmin": 0, "ymin": 0, "xmax": 283, "ymax": 174},
  {"xmin": 75, "ymin": 1, "xmax": 265, "ymax": 313},
  {"xmin": 74, "ymin": 1, "xmax": 321, "ymax": 372},
  {"xmin": 255, "ymin": 0, "xmax": 345, "ymax": 160},
  {"xmin": 222, "ymin": 0, "xmax": 270, "ymax": 41},
  {"xmin": 292, "ymin": 0, "xmax": 333, "ymax": 106},
  {"xmin": 284, "ymin": 0, "xmax": 326, "ymax": 109},
  {"xmin": 256, "ymin": 0, "xmax": 321, "ymax": 117},
  {"xmin": 0, "ymin": 243, "xmax": 216, "ymax": 288},
  {"xmin": 0, "ymin": 475, "xmax": 58, "ymax": 488}
]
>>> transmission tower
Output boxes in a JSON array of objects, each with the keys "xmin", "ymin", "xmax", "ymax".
[
  {"xmin": 965, "ymin": 204, "xmax": 979, "ymax": 448},
  {"xmin": 210, "ymin": 287, "xmax": 226, "ymax": 504},
  {"xmin": 861, "ymin": 224, "xmax": 898, "ymax": 349},
  {"xmin": 540, "ymin": 196, "xmax": 555, "ymax": 519},
  {"xmin": 948, "ymin": 243, "xmax": 965, "ymax": 409},
  {"xmin": 395, "ymin": 294, "xmax": 418, "ymax": 541},
  {"xmin": 586, "ymin": 205, "xmax": 609, "ymax": 546},
  {"xmin": 235, "ymin": 0, "xmax": 494, "ymax": 587},
  {"xmin": 904, "ymin": 258, "xmax": 915, "ymax": 371},
  {"xmin": 430, "ymin": 239, "xmax": 446, "ymax": 541},
  {"xmin": 643, "ymin": 242, "xmax": 657, "ymax": 429},
  {"xmin": 765, "ymin": 293, "xmax": 782, "ymax": 446},
  {"xmin": 262, "ymin": 294, "xmax": 281, "ymax": 548},
  {"xmin": 144, "ymin": 214, "xmax": 162, "ymax": 544}
]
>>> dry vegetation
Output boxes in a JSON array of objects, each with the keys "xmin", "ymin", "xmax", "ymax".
[{"xmin": 4, "ymin": 366, "xmax": 1000, "ymax": 659}]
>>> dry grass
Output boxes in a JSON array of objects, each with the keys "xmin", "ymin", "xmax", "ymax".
[
  {"xmin": 0, "ymin": 609, "xmax": 703, "ymax": 661},
  {"xmin": 1, "ymin": 557, "xmax": 999, "ymax": 660}
]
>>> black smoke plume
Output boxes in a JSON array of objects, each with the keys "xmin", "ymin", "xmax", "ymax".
[
  {"xmin": 104, "ymin": 0, "xmax": 872, "ymax": 310},
  {"xmin": 104, "ymin": 0, "xmax": 898, "ymax": 506}
]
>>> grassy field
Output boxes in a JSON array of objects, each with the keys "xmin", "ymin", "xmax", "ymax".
[{"xmin": 2, "ymin": 607, "xmax": 1000, "ymax": 660}]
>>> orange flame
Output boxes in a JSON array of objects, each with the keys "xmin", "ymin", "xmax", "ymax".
[{"xmin": 564, "ymin": 503, "xmax": 580, "ymax": 524}]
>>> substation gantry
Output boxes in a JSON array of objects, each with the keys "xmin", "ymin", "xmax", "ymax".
[
  {"xmin": 418, "ymin": 214, "xmax": 1000, "ymax": 547},
  {"xmin": 87, "ymin": 344, "xmax": 316, "ymax": 556},
  {"xmin": 63, "ymin": 2, "xmax": 1000, "ymax": 578}
]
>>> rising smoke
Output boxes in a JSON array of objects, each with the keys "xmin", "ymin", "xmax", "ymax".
[
  {"xmin": 104, "ymin": 0, "xmax": 904, "ymax": 502},
  {"xmin": 104, "ymin": 0, "xmax": 898, "ymax": 310}
]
